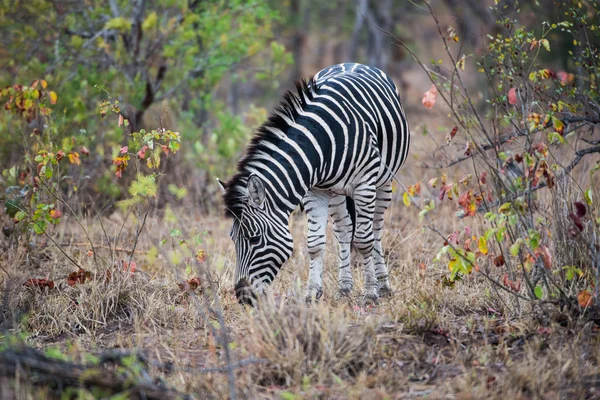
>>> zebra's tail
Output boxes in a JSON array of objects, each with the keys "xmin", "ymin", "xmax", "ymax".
[{"xmin": 345, "ymin": 196, "xmax": 356, "ymax": 246}]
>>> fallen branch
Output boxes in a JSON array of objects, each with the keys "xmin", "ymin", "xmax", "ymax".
[{"xmin": 0, "ymin": 343, "xmax": 189, "ymax": 400}]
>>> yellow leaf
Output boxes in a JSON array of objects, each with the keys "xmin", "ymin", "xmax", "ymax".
[
  {"xmin": 448, "ymin": 258, "xmax": 457, "ymax": 271},
  {"xmin": 403, "ymin": 192, "xmax": 411, "ymax": 207},
  {"xmin": 49, "ymin": 91, "xmax": 57, "ymax": 105},
  {"xmin": 540, "ymin": 39, "xmax": 550, "ymax": 51},
  {"xmin": 478, "ymin": 237, "xmax": 488, "ymax": 255},
  {"xmin": 142, "ymin": 11, "xmax": 157, "ymax": 31},
  {"xmin": 40, "ymin": 79, "xmax": 48, "ymax": 89},
  {"xmin": 68, "ymin": 152, "xmax": 81, "ymax": 165},
  {"xmin": 456, "ymin": 54, "xmax": 466, "ymax": 71}
]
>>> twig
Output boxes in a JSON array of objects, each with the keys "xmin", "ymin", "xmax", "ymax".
[{"xmin": 58, "ymin": 243, "xmax": 147, "ymax": 254}]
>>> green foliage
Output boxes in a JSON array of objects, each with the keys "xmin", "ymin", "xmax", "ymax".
[{"xmin": 0, "ymin": 0, "xmax": 290, "ymax": 200}]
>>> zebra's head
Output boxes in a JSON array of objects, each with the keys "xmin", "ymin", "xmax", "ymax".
[{"xmin": 219, "ymin": 174, "xmax": 294, "ymax": 305}]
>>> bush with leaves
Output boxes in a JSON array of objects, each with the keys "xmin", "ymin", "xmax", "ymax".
[
  {"xmin": 0, "ymin": 0, "xmax": 291, "ymax": 203},
  {"xmin": 397, "ymin": 1, "xmax": 600, "ymax": 314}
]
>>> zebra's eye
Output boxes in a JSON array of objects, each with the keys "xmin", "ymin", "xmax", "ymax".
[{"xmin": 249, "ymin": 235, "xmax": 261, "ymax": 245}]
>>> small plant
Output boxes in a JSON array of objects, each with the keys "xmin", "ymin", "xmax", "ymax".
[{"xmin": 396, "ymin": 0, "xmax": 600, "ymax": 315}]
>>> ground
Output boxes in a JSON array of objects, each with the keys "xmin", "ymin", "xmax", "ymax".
[{"xmin": 1, "ymin": 198, "xmax": 599, "ymax": 399}]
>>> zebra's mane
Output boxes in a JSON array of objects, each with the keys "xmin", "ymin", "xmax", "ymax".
[{"xmin": 223, "ymin": 77, "xmax": 318, "ymax": 219}]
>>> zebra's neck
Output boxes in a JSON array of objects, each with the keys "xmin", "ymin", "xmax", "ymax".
[{"xmin": 224, "ymin": 79, "xmax": 327, "ymax": 221}]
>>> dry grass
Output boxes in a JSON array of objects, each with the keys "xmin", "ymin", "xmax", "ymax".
[{"xmin": 1, "ymin": 199, "xmax": 599, "ymax": 399}]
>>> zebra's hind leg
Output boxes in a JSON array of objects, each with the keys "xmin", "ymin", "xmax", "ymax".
[
  {"xmin": 303, "ymin": 191, "xmax": 330, "ymax": 303},
  {"xmin": 329, "ymin": 195, "xmax": 354, "ymax": 295},
  {"xmin": 374, "ymin": 184, "xmax": 393, "ymax": 297},
  {"xmin": 353, "ymin": 184, "xmax": 379, "ymax": 302}
]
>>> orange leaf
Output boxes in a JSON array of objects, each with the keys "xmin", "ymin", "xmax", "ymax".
[
  {"xmin": 414, "ymin": 181, "xmax": 421, "ymax": 195},
  {"xmin": 118, "ymin": 114, "xmax": 124, "ymax": 127},
  {"xmin": 540, "ymin": 246, "xmax": 552, "ymax": 269},
  {"xmin": 578, "ymin": 290, "xmax": 593, "ymax": 308}
]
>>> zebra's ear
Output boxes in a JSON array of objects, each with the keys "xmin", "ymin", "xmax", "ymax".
[
  {"xmin": 216, "ymin": 178, "xmax": 227, "ymax": 194},
  {"xmin": 247, "ymin": 174, "xmax": 266, "ymax": 208}
]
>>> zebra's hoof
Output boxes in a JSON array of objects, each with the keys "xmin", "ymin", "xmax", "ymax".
[
  {"xmin": 338, "ymin": 281, "xmax": 354, "ymax": 296},
  {"xmin": 305, "ymin": 287, "xmax": 323, "ymax": 304},
  {"xmin": 363, "ymin": 292, "xmax": 379, "ymax": 306},
  {"xmin": 378, "ymin": 284, "xmax": 392, "ymax": 297}
]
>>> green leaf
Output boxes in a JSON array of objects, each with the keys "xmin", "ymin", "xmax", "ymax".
[
  {"xmin": 585, "ymin": 188, "xmax": 593, "ymax": 205},
  {"xmin": 33, "ymin": 220, "xmax": 47, "ymax": 235},
  {"xmin": 509, "ymin": 241, "xmax": 521, "ymax": 257},
  {"xmin": 534, "ymin": 286, "xmax": 543, "ymax": 299},
  {"xmin": 15, "ymin": 210, "xmax": 27, "ymax": 222},
  {"xmin": 5, "ymin": 199, "xmax": 21, "ymax": 218},
  {"xmin": 104, "ymin": 17, "xmax": 132, "ymax": 32},
  {"xmin": 540, "ymin": 38, "xmax": 550, "ymax": 51},
  {"xmin": 498, "ymin": 202, "xmax": 512, "ymax": 213},
  {"xmin": 142, "ymin": 11, "xmax": 158, "ymax": 31}
]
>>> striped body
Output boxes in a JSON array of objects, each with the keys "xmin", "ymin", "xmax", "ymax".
[{"xmin": 221, "ymin": 63, "xmax": 410, "ymax": 304}]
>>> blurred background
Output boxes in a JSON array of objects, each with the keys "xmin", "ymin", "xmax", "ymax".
[{"xmin": 0, "ymin": 0, "xmax": 590, "ymax": 214}]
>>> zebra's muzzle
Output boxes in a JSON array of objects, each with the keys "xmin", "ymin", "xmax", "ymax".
[{"xmin": 235, "ymin": 278, "xmax": 257, "ymax": 306}]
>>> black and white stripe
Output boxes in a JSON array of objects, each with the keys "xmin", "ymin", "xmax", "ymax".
[{"xmin": 221, "ymin": 63, "xmax": 410, "ymax": 304}]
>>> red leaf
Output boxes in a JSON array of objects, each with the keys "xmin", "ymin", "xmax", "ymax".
[
  {"xmin": 479, "ymin": 171, "xmax": 487, "ymax": 185},
  {"xmin": 421, "ymin": 84, "xmax": 438, "ymax": 109},
  {"xmin": 439, "ymin": 184, "xmax": 452, "ymax": 200},
  {"xmin": 120, "ymin": 146, "xmax": 128, "ymax": 154},
  {"xmin": 178, "ymin": 277, "xmax": 202, "ymax": 291},
  {"xmin": 447, "ymin": 230, "xmax": 460, "ymax": 245},
  {"xmin": 569, "ymin": 212, "xmax": 584, "ymax": 232},
  {"xmin": 121, "ymin": 260, "xmax": 137, "ymax": 274},
  {"xmin": 49, "ymin": 209, "xmax": 62, "ymax": 219},
  {"xmin": 67, "ymin": 268, "xmax": 91, "ymax": 286},
  {"xmin": 118, "ymin": 114, "xmax": 124, "ymax": 127},
  {"xmin": 137, "ymin": 145, "xmax": 149, "ymax": 159},
  {"xmin": 24, "ymin": 278, "xmax": 55, "ymax": 290},
  {"xmin": 458, "ymin": 190, "xmax": 472, "ymax": 209},
  {"xmin": 508, "ymin": 87, "xmax": 517, "ymax": 105},
  {"xmin": 494, "ymin": 255, "xmax": 505, "ymax": 268},
  {"xmin": 80, "ymin": 146, "xmax": 90, "ymax": 156},
  {"xmin": 449, "ymin": 126, "xmax": 458, "ymax": 140},
  {"xmin": 574, "ymin": 201, "xmax": 587, "ymax": 218}
]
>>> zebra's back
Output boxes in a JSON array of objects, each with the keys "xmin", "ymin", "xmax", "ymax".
[{"xmin": 311, "ymin": 63, "xmax": 410, "ymax": 191}]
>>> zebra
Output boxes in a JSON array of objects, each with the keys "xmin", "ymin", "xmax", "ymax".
[{"xmin": 218, "ymin": 63, "xmax": 410, "ymax": 305}]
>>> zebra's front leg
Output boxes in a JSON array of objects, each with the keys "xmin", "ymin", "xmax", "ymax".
[
  {"xmin": 303, "ymin": 191, "xmax": 330, "ymax": 303},
  {"xmin": 374, "ymin": 184, "xmax": 393, "ymax": 297},
  {"xmin": 353, "ymin": 185, "xmax": 378, "ymax": 302},
  {"xmin": 329, "ymin": 195, "xmax": 353, "ymax": 295}
]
